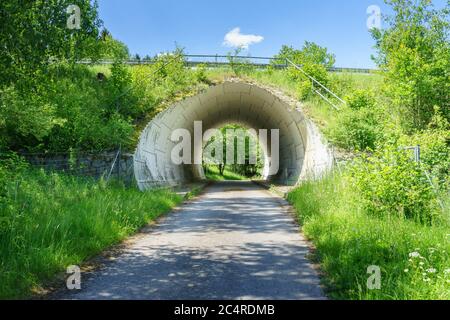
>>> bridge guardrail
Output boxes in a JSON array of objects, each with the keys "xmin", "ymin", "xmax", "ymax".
[{"xmin": 78, "ymin": 54, "xmax": 377, "ymax": 74}]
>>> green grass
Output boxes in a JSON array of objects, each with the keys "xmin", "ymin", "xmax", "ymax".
[
  {"xmin": 287, "ymin": 173, "xmax": 450, "ymax": 300},
  {"xmin": 204, "ymin": 165, "xmax": 246, "ymax": 181},
  {"xmin": 0, "ymin": 168, "xmax": 182, "ymax": 299}
]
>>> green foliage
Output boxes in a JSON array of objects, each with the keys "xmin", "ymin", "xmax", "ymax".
[
  {"xmin": 276, "ymin": 42, "xmax": 336, "ymax": 68},
  {"xmin": 345, "ymin": 89, "xmax": 376, "ymax": 110},
  {"xmin": 0, "ymin": 47, "xmax": 207, "ymax": 153},
  {"xmin": 106, "ymin": 61, "xmax": 139, "ymax": 118},
  {"xmin": 0, "ymin": 163, "xmax": 182, "ymax": 298},
  {"xmin": 34, "ymin": 63, "xmax": 134, "ymax": 152},
  {"xmin": 398, "ymin": 108, "xmax": 450, "ymax": 191},
  {"xmin": 371, "ymin": 0, "xmax": 450, "ymax": 131},
  {"xmin": 204, "ymin": 165, "xmax": 246, "ymax": 181},
  {"xmin": 297, "ymin": 64, "xmax": 330, "ymax": 100},
  {"xmin": 203, "ymin": 124, "xmax": 264, "ymax": 179},
  {"xmin": 194, "ymin": 64, "xmax": 209, "ymax": 83},
  {"xmin": 275, "ymin": 43, "xmax": 333, "ymax": 100},
  {"xmin": 327, "ymin": 108, "xmax": 381, "ymax": 151},
  {"xmin": 98, "ymin": 30, "xmax": 130, "ymax": 60},
  {"xmin": 0, "ymin": 86, "xmax": 65, "ymax": 149},
  {"xmin": 287, "ymin": 172, "xmax": 449, "ymax": 300},
  {"xmin": 0, "ymin": 1, "xmax": 142, "ymax": 152},
  {"xmin": 350, "ymin": 146, "xmax": 441, "ymax": 224},
  {"xmin": 325, "ymin": 89, "xmax": 381, "ymax": 150},
  {"xmin": 0, "ymin": 0, "xmax": 102, "ymax": 86}
]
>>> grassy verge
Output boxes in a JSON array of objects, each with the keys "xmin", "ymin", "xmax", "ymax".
[
  {"xmin": 204, "ymin": 165, "xmax": 246, "ymax": 181},
  {"xmin": 0, "ymin": 168, "xmax": 183, "ymax": 299},
  {"xmin": 287, "ymin": 173, "xmax": 450, "ymax": 300}
]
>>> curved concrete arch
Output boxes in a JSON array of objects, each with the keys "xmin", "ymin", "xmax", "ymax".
[{"xmin": 134, "ymin": 81, "xmax": 333, "ymax": 190}]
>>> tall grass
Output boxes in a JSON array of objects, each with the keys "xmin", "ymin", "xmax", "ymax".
[
  {"xmin": 287, "ymin": 173, "xmax": 450, "ymax": 300},
  {"xmin": 0, "ymin": 168, "xmax": 182, "ymax": 299}
]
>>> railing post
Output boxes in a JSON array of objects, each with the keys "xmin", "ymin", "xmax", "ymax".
[{"xmin": 117, "ymin": 144, "xmax": 122, "ymax": 179}]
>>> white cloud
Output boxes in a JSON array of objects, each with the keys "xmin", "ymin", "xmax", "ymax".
[{"xmin": 223, "ymin": 27, "xmax": 264, "ymax": 49}]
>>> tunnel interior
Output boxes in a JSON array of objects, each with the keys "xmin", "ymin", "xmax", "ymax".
[{"xmin": 134, "ymin": 81, "xmax": 333, "ymax": 190}]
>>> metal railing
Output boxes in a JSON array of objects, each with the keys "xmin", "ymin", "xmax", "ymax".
[
  {"xmin": 81, "ymin": 54, "xmax": 349, "ymax": 111},
  {"xmin": 285, "ymin": 58, "xmax": 346, "ymax": 110},
  {"xmin": 78, "ymin": 54, "xmax": 376, "ymax": 74}
]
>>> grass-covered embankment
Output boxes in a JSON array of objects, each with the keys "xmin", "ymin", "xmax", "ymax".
[
  {"xmin": 0, "ymin": 159, "xmax": 182, "ymax": 299},
  {"xmin": 287, "ymin": 173, "xmax": 449, "ymax": 300}
]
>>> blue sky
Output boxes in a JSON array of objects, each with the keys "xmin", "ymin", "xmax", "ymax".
[{"xmin": 96, "ymin": 0, "xmax": 441, "ymax": 68}]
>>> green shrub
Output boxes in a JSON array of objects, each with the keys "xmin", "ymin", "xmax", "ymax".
[
  {"xmin": 345, "ymin": 89, "xmax": 376, "ymax": 110},
  {"xmin": 397, "ymin": 108, "xmax": 450, "ymax": 192},
  {"xmin": 293, "ymin": 63, "xmax": 330, "ymax": 100},
  {"xmin": 327, "ymin": 107, "xmax": 380, "ymax": 151},
  {"xmin": 0, "ymin": 85, "xmax": 65, "ymax": 150},
  {"xmin": 194, "ymin": 64, "xmax": 209, "ymax": 83},
  {"xmin": 349, "ymin": 146, "xmax": 441, "ymax": 224}
]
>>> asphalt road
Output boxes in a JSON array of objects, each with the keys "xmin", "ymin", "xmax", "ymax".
[{"xmin": 57, "ymin": 181, "xmax": 325, "ymax": 300}]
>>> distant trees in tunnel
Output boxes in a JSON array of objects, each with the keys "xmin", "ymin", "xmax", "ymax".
[{"xmin": 203, "ymin": 124, "xmax": 264, "ymax": 180}]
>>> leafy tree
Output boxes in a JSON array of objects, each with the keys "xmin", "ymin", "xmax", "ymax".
[
  {"xmin": 98, "ymin": 29, "xmax": 130, "ymax": 60},
  {"xmin": 0, "ymin": 0, "xmax": 102, "ymax": 86},
  {"xmin": 371, "ymin": 0, "xmax": 450, "ymax": 131},
  {"xmin": 203, "ymin": 124, "xmax": 263, "ymax": 178},
  {"xmin": 275, "ymin": 42, "xmax": 335, "ymax": 99},
  {"xmin": 275, "ymin": 42, "xmax": 336, "ymax": 68}
]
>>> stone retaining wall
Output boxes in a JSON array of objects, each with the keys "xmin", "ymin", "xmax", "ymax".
[{"xmin": 23, "ymin": 151, "xmax": 135, "ymax": 185}]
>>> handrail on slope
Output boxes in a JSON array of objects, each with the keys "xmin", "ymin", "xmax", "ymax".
[{"xmin": 285, "ymin": 58, "xmax": 346, "ymax": 110}]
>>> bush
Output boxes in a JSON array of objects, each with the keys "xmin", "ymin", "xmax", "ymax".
[
  {"xmin": 398, "ymin": 108, "xmax": 450, "ymax": 192},
  {"xmin": 293, "ymin": 63, "xmax": 330, "ymax": 100},
  {"xmin": 0, "ymin": 85, "xmax": 65, "ymax": 150},
  {"xmin": 194, "ymin": 64, "xmax": 209, "ymax": 83},
  {"xmin": 345, "ymin": 89, "xmax": 376, "ymax": 110},
  {"xmin": 349, "ymin": 146, "xmax": 441, "ymax": 224},
  {"xmin": 327, "ymin": 107, "xmax": 380, "ymax": 151}
]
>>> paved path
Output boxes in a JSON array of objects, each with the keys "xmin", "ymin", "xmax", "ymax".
[{"xmin": 58, "ymin": 181, "xmax": 324, "ymax": 300}]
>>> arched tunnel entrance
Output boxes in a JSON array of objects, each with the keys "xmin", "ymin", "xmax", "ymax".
[{"xmin": 134, "ymin": 80, "xmax": 333, "ymax": 190}]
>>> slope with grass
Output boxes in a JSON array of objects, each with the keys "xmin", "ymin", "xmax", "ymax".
[
  {"xmin": 287, "ymin": 173, "xmax": 449, "ymax": 300},
  {"xmin": 0, "ymin": 160, "xmax": 183, "ymax": 299}
]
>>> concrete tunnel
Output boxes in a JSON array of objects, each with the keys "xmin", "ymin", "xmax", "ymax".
[{"xmin": 134, "ymin": 80, "xmax": 333, "ymax": 190}]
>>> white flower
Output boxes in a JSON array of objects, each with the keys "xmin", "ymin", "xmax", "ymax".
[
  {"xmin": 426, "ymin": 268, "xmax": 437, "ymax": 274},
  {"xmin": 409, "ymin": 252, "xmax": 421, "ymax": 258},
  {"xmin": 404, "ymin": 269, "xmax": 409, "ymax": 273}
]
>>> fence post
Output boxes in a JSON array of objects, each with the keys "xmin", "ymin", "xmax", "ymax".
[{"xmin": 117, "ymin": 144, "xmax": 122, "ymax": 180}]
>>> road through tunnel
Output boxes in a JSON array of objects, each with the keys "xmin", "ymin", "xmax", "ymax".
[{"xmin": 134, "ymin": 80, "xmax": 333, "ymax": 190}]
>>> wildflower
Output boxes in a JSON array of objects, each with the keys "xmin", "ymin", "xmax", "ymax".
[
  {"xmin": 409, "ymin": 252, "xmax": 421, "ymax": 258},
  {"xmin": 426, "ymin": 268, "xmax": 437, "ymax": 274},
  {"xmin": 404, "ymin": 269, "xmax": 409, "ymax": 273}
]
